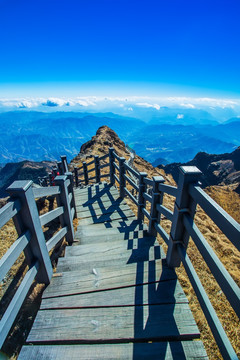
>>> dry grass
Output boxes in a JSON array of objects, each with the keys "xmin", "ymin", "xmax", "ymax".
[{"xmin": 0, "ymin": 194, "xmax": 78, "ymax": 359}]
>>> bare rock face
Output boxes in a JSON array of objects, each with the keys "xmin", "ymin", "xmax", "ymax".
[{"xmin": 158, "ymin": 147, "xmax": 240, "ymax": 192}]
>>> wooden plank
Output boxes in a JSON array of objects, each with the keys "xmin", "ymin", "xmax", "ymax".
[
  {"xmin": 75, "ymin": 192, "xmax": 120, "ymax": 207},
  {"xmin": 0, "ymin": 230, "xmax": 31, "ymax": 282},
  {"xmin": 46, "ymin": 226, "xmax": 67, "ymax": 251},
  {"xmin": 0, "ymin": 199, "xmax": 21, "ymax": 228},
  {"xmin": 27, "ymin": 304, "xmax": 200, "ymax": 343},
  {"xmin": 76, "ymin": 197, "xmax": 127, "ymax": 212},
  {"xmin": 77, "ymin": 219, "xmax": 146, "ymax": 233},
  {"xmin": 33, "ymin": 186, "xmax": 61, "ymax": 199},
  {"xmin": 65, "ymin": 237, "xmax": 158, "ymax": 257},
  {"xmin": 43, "ymin": 260, "xmax": 176, "ymax": 298},
  {"xmin": 78, "ymin": 210, "xmax": 135, "ymax": 225},
  {"xmin": 41, "ymin": 279, "xmax": 187, "ymax": 309},
  {"xmin": 56, "ymin": 246, "xmax": 165, "ymax": 273},
  {"xmin": 76, "ymin": 229, "xmax": 148, "ymax": 244},
  {"xmin": 77, "ymin": 204, "xmax": 131, "ymax": 219},
  {"xmin": 39, "ymin": 206, "xmax": 64, "ymax": 226},
  {"xmin": 19, "ymin": 341, "xmax": 208, "ymax": 359}
]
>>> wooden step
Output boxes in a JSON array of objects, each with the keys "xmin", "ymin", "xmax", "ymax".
[
  {"xmin": 41, "ymin": 279, "xmax": 187, "ymax": 309},
  {"xmin": 76, "ymin": 197, "xmax": 127, "ymax": 213},
  {"xmin": 56, "ymin": 246, "xmax": 165, "ymax": 273},
  {"xmin": 65, "ymin": 237, "xmax": 159, "ymax": 257},
  {"xmin": 77, "ymin": 203, "xmax": 132, "ymax": 219},
  {"xmin": 43, "ymin": 259, "xmax": 176, "ymax": 298},
  {"xmin": 78, "ymin": 209, "xmax": 135, "ymax": 225},
  {"xmin": 19, "ymin": 341, "xmax": 208, "ymax": 359},
  {"xmin": 26, "ymin": 304, "xmax": 200, "ymax": 344}
]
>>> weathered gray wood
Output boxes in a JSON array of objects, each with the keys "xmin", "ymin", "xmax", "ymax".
[
  {"xmin": 43, "ymin": 260, "xmax": 175, "ymax": 298},
  {"xmin": 124, "ymin": 187, "xmax": 139, "ymax": 206},
  {"xmin": 78, "ymin": 209, "xmax": 135, "ymax": 225},
  {"xmin": 124, "ymin": 173, "xmax": 139, "ymax": 192},
  {"xmin": 149, "ymin": 176, "xmax": 165, "ymax": 236},
  {"xmin": 61, "ymin": 155, "xmax": 68, "ymax": 173},
  {"xmin": 183, "ymin": 213, "xmax": 240, "ymax": 319},
  {"xmin": 114, "ymin": 173, "xmax": 120, "ymax": 183},
  {"xmin": 75, "ymin": 192, "xmax": 120, "ymax": 207},
  {"xmin": 0, "ymin": 230, "xmax": 31, "ymax": 282},
  {"xmin": 83, "ymin": 162, "xmax": 89, "ymax": 185},
  {"xmin": 76, "ymin": 197, "xmax": 127, "ymax": 212},
  {"xmin": 178, "ymin": 244, "xmax": 238, "ymax": 360},
  {"xmin": 75, "ymin": 228, "xmax": 148, "ymax": 244},
  {"xmin": 65, "ymin": 237, "xmax": 158, "ymax": 257},
  {"xmin": 157, "ymin": 204, "xmax": 174, "ymax": 221},
  {"xmin": 27, "ymin": 303, "xmax": 200, "ymax": 343},
  {"xmin": 138, "ymin": 172, "xmax": 147, "ymax": 221},
  {"xmin": 100, "ymin": 173, "xmax": 110, "ymax": 178},
  {"xmin": 142, "ymin": 208, "xmax": 151, "ymax": 220},
  {"xmin": 143, "ymin": 177, "xmax": 154, "ymax": 187},
  {"xmin": 143, "ymin": 192, "xmax": 152, "ymax": 203},
  {"xmin": 124, "ymin": 161, "xmax": 140, "ymax": 179},
  {"xmin": 99, "ymin": 153, "xmax": 109, "ymax": 161},
  {"xmin": 158, "ymin": 183, "xmax": 178, "ymax": 197},
  {"xmin": 46, "ymin": 226, "xmax": 68, "ymax": 251},
  {"xmin": 39, "ymin": 206, "xmax": 64, "ymax": 226},
  {"xmin": 189, "ymin": 184, "xmax": 240, "ymax": 252},
  {"xmin": 77, "ymin": 203, "xmax": 131, "ymax": 219},
  {"xmin": 19, "ymin": 341, "xmax": 208, "ymax": 359},
  {"xmin": 154, "ymin": 222, "xmax": 170, "ymax": 245},
  {"xmin": 74, "ymin": 166, "xmax": 79, "ymax": 187},
  {"xmin": 113, "ymin": 161, "xmax": 120, "ymax": 171},
  {"xmin": 33, "ymin": 186, "xmax": 61, "ymax": 199},
  {"xmin": 7, "ymin": 180, "xmax": 52, "ymax": 284},
  {"xmin": 54, "ymin": 176, "xmax": 74, "ymax": 244},
  {"xmin": 0, "ymin": 199, "xmax": 21, "ymax": 228},
  {"xmin": 57, "ymin": 245, "xmax": 165, "ymax": 272},
  {"xmin": 0, "ymin": 261, "xmax": 39, "ymax": 348},
  {"xmin": 99, "ymin": 162, "xmax": 109, "ymax": 169},
  {"xmin": 109, "ymin": 147, "xmax": 115, "ymax": 185},
  {"xmin": 119, "ymin": 157, "xmax": 126, "ymax": 198},
  {"xmin": 94, "ymin": 155, "xmax": 101, "ymax": 183},
  {"xmin": 41, "ymin": 279, "xmax": 187, "ymax": 309},
  {"xmin": 167, "ymin": 166, "xmax": 202, "ymax": 268}
]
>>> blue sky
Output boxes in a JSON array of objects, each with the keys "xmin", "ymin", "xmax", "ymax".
[{"xmin": 0, "ymin": 0, "xmax": 240, "ymax": 98}]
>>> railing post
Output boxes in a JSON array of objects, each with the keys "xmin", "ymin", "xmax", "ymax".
[
  {"xmin": 137, "ymin": 172, "xmax": 147, "ymax": 221},
  {"xmin": 94, "ymin": 155, "xmax": 100, "ymax": 183},
  {"xmin": 7, "ymin": 181, "xmax": 52, "ymax": 284},
  {"xmin": 61, "ymin": 155, "xmax": 68, "ymax": 173},
  {"xmin": 54, "ymin": 175, "xmax": 75, "ymax": 244},
  {"xmin": 57, "ymin": 161, "xmax": 64, "ymax": 175},
  {"xmin": 74, "ymin": 166, "xmax": 79, "ymax": 187},
  {"xmin": 48, "ymin": 172, "xmax": 53, "ymax": 186},
  {"xmin": 83, "ymin": 162, "xmax": 89, "ymax": 185},
  {"xmin": 119, "ymin": 157, "xmax": 126, "ymax": 198},
  {"xmin": 148, "ymin": 176, "xmax": 165, "ymax": 236},
  {"xmin": 109, "ymin": 147, "xmax": 115, "ymax": 185},
  {"xmin": 65, "ymin": 171, "xmax": 77, "ymax": 219},
  {"xmin": 166, "ymin": 166, "xmax": 202, "ymax": 268}
]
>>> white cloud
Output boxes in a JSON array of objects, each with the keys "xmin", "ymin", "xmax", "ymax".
[
  {"xmin": 177, "ymin": 114, "xmax": 184, "ymax": 119},
  {"xmin": 136, "ymin": 102, "xmax": 160, "ymax": 110},
  {"xmin": 180, "ymin": 103, "xmax": 195, "ymax": 109}
]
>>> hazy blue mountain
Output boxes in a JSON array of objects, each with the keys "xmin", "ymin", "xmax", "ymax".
[{"xmin": 1, "ymin": 111, "xmax": 240, "ymax": 165}]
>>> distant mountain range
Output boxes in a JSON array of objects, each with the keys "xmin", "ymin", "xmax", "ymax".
[
  {"xmin": 158, "ymin": 146, "xmax": 240, "ymax": 193},
  {"xmin": 0, "ymin": 111, "xmax": 240, "ymax": 165}
]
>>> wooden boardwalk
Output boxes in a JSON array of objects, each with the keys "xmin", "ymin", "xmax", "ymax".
[{"xmin": 19, "ymin": 183, "xmax": 208, "ymax": 359}]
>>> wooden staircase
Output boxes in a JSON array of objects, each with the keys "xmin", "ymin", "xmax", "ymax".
[{"xmin": 19, "ymin": 183, "xmax": 208, "ymax": 359}]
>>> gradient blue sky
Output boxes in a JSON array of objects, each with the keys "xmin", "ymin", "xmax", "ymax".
[{"xmin": 0, "ymin": 0, "xmax": 240, "ymax": 97}]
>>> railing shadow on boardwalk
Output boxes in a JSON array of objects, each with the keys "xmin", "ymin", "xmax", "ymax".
[{"xmin": 0, "ymin": 149, "xmax": 239, "ymax": 359}]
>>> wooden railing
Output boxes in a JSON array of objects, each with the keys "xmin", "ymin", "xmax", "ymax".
[
  {"xmin": 74, "ymin": 147, "xmax": 240, "ymax": 359},
  {"xmin": 1, "ymin": 147, "xmax": 239, "ymax": 358},
  {"xmin": 0, "ymin": 167, "xmax": 76, "ymax": 348}
]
